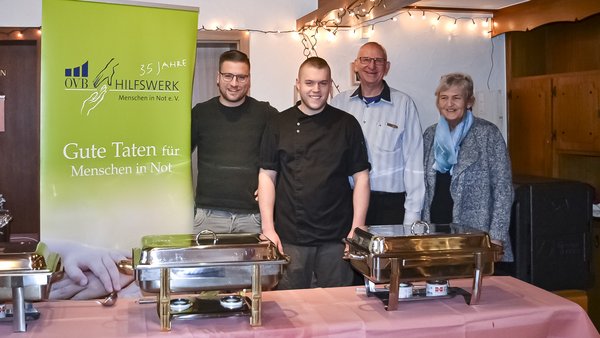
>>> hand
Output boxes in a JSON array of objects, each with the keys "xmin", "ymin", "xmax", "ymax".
[
  {"xmin": 50, "ymin": 271, "xmax": 134, "ymax": 300},
  {"xmin": 93, "ymin": 58, "xmax": 119, "ymax": 87},
  {"xmin": 63, "ymin": 245, "xmax": 127, "ymax": 293},
  {"xmin": 48, "ymin": 240, "xmax": 129, "ymax": 294},
  {"xmin": 262, "ymin": 228, "xmax": 284, "ymax": 255},
  {"xmin": 345, "ymin": 225, "xmax": 367, "ymax": 252},
  {"xmin": 347, "ymin": 224, "xmax": 367, "ymax": 239},
  {"xmin": 254, "ymin": 189, "xmax": 259, "ymax": 202},
  {"xmin": 80, "ymin": 84, "xmax": 107, "ymax": 116}
]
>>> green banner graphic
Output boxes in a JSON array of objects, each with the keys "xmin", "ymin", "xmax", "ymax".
[{"xmin": 41, "ymin": 0, "xmax": 198, "ymax": 250}]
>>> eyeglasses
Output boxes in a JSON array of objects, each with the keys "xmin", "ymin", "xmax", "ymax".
[
  {"xmin": 357, "ymin": 57, "xmax": 386, "ymax": 66},
  {"xmin": 219, "ymin": 72, "xmax": 249, "ymax": 83}
]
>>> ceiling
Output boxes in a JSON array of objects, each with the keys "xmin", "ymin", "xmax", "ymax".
[
  {"xmin": 296, "ymin": 0, "xmax": 530, "ymax": 30},
  {"xmin": 411, "ymin": 0, "xmax": 529, "ymax": 11}
]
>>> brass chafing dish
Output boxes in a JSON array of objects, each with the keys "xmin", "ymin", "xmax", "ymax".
[
  {"xmin": 132, "ymin": 231, "xmax": 288, "ymax": 331},
  {"xmin": 0, "ymin": 241, "xmax": 61, "ymax": 332},
  {"xmin": 346, "ymin": 223, "xmax": 503, "ymax": 310}
]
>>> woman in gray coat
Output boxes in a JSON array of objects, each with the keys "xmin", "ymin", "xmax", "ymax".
[{"xmin": 422, "ymin": 73, "xmax": 513, "ymax": 261}]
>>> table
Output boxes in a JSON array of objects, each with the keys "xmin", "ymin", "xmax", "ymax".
[{"xmin": 1, "ymin": 276, "xmax": 598, "ymax": 337}]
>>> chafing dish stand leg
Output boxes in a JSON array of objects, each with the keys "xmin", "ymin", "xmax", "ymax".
[
  {"xmin": 12, "ymin": 286, "xmax": 26, "ymax": 332},
  {"xmin": 250, "ymin": 264, "xmax": 261, "ymax": 326},
  {"xmin": 470, "ymin": 252, "xmax": 483, "ymax": 305},
  {"xmin": 158, "ymin": 268, "xmax": 171, "ymax": 331},
  {"xmin": 386, "ymin": 258, "xmax": 400, "ymax": 311}
]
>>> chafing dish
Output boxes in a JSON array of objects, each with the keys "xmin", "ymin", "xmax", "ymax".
[
  {"xmin": 133, "ymin": 231, "xmax": 288, "ymax": 331},
  {"xmin": 0, "ymin": 241, "xmax": 61, "ymax": 332},
  {"xmin": 346, "ymin": 223, "xmax": 503, "ymax": 310}
]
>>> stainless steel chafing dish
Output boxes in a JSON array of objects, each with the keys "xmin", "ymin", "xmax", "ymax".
[
  {"xmin": 0, "ymin": 241, "xmax": 61, "ymax": 332},
  {"xmin": 345, "ymin": 222, "xmax": 503, "ymax": 310},
  {"xmin": 132, "ymin": 231, "xmax": 288, "ymax": 331}
]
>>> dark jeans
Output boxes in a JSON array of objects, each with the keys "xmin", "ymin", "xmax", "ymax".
[
  {"xmin": 366, "ymin": 191, "xmax": 406, "ymax": 225},
  {"xmin": 276, "ymin": 242, "xmax": 354, "ymax": 290}
]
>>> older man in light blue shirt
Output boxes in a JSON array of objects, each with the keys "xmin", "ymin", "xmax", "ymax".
[{"xmin": 331, "ymin": 42, "xmax": 424, "ymax": 226}]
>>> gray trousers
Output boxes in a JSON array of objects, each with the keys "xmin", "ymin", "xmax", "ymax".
[
  {"xmin": 193, "ymin": 208, "xmax": 262, "ymax": 234},
  {"xmin": 276, "ymin": 242, "xmax": 354, "ymax": 290}
]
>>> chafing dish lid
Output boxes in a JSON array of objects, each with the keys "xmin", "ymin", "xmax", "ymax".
[
  {"xmin": 135, "ymin": 233, "xmax": 287, "ymax": 268},
  {"xmin": 0, "ymin": 242, "xmax": 59, "ymax": 273},
  {"xmin": 350, "ymin": 223, "xmax": 496, "ymax": 256}
]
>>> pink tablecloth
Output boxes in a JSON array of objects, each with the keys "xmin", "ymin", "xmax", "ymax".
[{"xmin": 2, "ymin": 276, "xmax": 598, "ymax": 337}]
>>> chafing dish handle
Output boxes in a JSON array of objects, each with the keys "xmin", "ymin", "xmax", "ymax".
[
  {"xmin": 118, "ymin": 259, "xmax": 134, "ymax": 275},
  {"xmin": 195, "ymin": 229, "xmax": 218, "ymax": 245},
  {"xmin": 342, "ymin": 238, "xmax": 366, "ymax": 261},
  {"xmin": 342, "ymin": 252, "xmax": 366, "ymax": 261},
  {"xmin": 470, "ymin": 251, "xmax": 483, "ymax": 305}
]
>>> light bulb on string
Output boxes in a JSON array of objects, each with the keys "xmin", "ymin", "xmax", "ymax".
[{"xmin": 469, "ymin": 19, "xmax": 477, "ymax": 31}]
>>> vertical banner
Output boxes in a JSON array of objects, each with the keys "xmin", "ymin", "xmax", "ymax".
[{"xmin": 41, "ymin": 0, "xmax": 198, "ymax": 250}]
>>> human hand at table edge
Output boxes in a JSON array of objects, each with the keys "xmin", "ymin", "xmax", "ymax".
[
  {"xmin": 50, "ymin": 270, "xmax": 134, "ymax": 300},
  {"xmin": 345, "ymin": 224, "xmax": 367, "ymax": 253},
  {"xmin": 45, "ymin": 239, "xmax": 129, "ymax": 293},
  {"xmin": 262, "ymin": 228, "xmax": 284, "ymax": 255},
  {"xmin": 347, "ymin": 224, "xmax": 367, "ymax": 240}
]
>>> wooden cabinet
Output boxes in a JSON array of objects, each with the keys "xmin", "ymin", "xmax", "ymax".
[
  {"xmin": 554, "ymin": 72, "xmax": 600, "ymax": 153},
  {"xmin": 506, "ymin": 13, "xmax": 600, "ymax": 193},
  {"xmin": 508, "ymin": 72, "xmax": 600, "ymax": 187},
  {"xmin": 508, "ymin": 77, "xmax": 553, "ymax": 176}
]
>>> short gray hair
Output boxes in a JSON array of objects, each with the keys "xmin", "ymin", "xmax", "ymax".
[{"xmin": 435, "ymin": 73, "xmax": 474, "ymax": 99}]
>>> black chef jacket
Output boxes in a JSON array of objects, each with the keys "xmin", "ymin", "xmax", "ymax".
[{"xmin": 259, "ymin": 104, "xmax": 370, "ymax": 246}]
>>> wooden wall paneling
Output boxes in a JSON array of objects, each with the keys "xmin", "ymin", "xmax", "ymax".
[
  {"xmin": 545, "ymin": 14, "xmax": 600, "ymax": 75},
  {"xmin": 493, "ymin": 0, "xmax": 600, "ymax": 36},
  {"xmin": 0, "ymin": 40, "xmax": 39, "ymax": 235},
  {"xmin": 553, "ymin": 71, "xmax": 600, "ymax": 153},
  {"xmin": 507, "ymin": 13, "xmax": 600, "ymax": 78},
  {"xmin": 507, "ymin": 30, "xmax": 547, "ymax": 78},
  {"xmin": 507, "ymin": 76, "xmax": 553, "ymax": 177},
  {"xmin": 557, "ymin": 154, "xmax": 600, "ymax": 197}
]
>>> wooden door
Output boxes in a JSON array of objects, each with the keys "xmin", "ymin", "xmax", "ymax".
[
  {"xmin": 508, "ymin": 76, "xmax": 553, "ymax": 176},
  {"xmin": 0, "ymin": 40, "xmax": 40, "ymax": 235},
  {"xmin": 553, "ymin": 71, "xmax": 600, "ymax": 153}
]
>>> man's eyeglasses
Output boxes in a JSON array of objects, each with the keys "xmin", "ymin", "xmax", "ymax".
[
  {"xmin": 357, "ymin": 57, "xmax": 386, "ymax": 66},
  {"xmin": 219, "ymin": 72, "xmax": 249, "ymax": 83}
]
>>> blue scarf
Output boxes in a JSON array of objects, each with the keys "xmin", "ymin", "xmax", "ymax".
[{"xmin": 432, "ymin": 110, "xmax": 474, "ymax": 174}]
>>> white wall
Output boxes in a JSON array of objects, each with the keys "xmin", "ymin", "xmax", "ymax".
[
  {"xmin": 310, "ymin": 14, "xmax": 506, "ymax": 134},
  {"xmin": 1, "ymin": 0, "xmax": 506, "ymax": 135}
]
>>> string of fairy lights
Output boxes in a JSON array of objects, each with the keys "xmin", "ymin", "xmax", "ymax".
[
  {"xmin": 295, "ymin": 0, "xmax": 495, "ymax": 57},
  {"xmin": 1, "ymin": 2, "xmax": 495, "ymax": 59},
  {"xmin": 196, "ymin": 2, "xmax": 494, "ymax": 58}
]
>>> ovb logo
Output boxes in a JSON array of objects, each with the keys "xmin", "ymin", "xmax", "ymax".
[{"xmin": 64, "ymin": 61, "xmax": 89, "ymax": 89}]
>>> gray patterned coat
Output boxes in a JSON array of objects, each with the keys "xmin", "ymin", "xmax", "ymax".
[{"xmin": 422, "ymin": 117, "xmax": 514, "ymax": 262}]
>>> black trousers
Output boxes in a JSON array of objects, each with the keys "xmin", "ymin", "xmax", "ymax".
[{"xmin": 365, "ymin": 191, "xmax": 407, "ymax": 225}]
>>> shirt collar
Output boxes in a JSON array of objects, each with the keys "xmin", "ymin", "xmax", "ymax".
[{"xmin": 350, "ymin": 81, "xmax": 392, "ymax": 104}]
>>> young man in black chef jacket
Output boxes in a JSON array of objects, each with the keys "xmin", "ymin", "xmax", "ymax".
[{"xmin": 258, "ymin": 57, "xmax": 370, "ymax": 289}]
